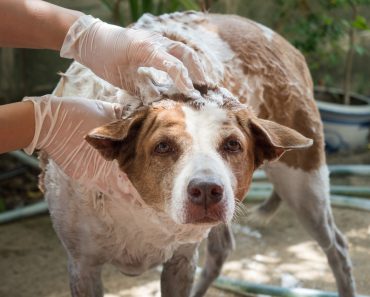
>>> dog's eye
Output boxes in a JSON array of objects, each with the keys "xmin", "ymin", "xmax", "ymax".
[
  {"xmin": 154, "ymin": 141, "xmax": 173, "ymax": 154},
  {"xmin": 223, "ymin": 138, "xmax": 242, "ymax": 153}
]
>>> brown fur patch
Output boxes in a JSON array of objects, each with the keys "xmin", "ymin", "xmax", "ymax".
[
  {"xmin": 88, "ymin": 103, "xmax": 191, "ymax": 210},
  {"xmin": 209, "ymin": 14, "xmax": 325, "ymax": 171},
  {"xmin": 234, "ymin": 108, "xmax": 313, "ymax": 173},
  {"xmin": 123, "ymin": 104, "xmax": 190, "ymax": 208},
  {"xmin": 220, "ymin": 112, "xmax": 255, "ymax": 202}
]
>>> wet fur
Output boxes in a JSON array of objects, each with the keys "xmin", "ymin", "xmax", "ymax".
[{"xmin": 41, "ymin": 12, "xmax": 355, "ymax": 297}]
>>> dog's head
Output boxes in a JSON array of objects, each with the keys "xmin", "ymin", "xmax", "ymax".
[{"xmin": 86, "ymin": 99, "xmax": 312, "ymax": 225}]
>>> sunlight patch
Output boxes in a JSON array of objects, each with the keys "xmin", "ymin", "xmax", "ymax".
[{"xmin": 105, "ymin": 280, "xmax": 160, "ymax": 297}]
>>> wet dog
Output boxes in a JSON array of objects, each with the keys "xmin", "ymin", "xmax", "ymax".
[{"xmin": 41, "ymin": 12, "xmax": 355, "ymax": 297}]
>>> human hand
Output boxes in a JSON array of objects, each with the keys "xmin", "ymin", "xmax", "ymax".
[
  {"xmin": 60, "ymin": 15, "xmax": 206, "ymax": 97},
  {"xmin": 24, "ymin": 95, "xmax": 135, "ymax": 198}
]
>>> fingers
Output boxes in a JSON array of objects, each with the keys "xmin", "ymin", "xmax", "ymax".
[
  {"xmin": 147, "ymin": 51, "xmax": 194, "ymax": 94},
  {"xmin": 166, "ymin": 41, "xmax": 207, "ymax": 86},
  {"xmin": 143, "ymin": 35, "xmax": 208, "ymax": 94},
  {"xmin": 136, "ymin": 67, "xmax": 161, "ymax": 104},
  {"xmin": 94, "ymin": 100, "xmax": 125, "ymax": 120}
]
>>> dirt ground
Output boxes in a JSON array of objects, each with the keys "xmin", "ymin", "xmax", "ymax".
[
  {"xmin": 0, "ymin": 204, "xmax": 369, "ymax": 297},
  {"xmin": 0, "ymin": 152, "xmax": 369, "ymax": 297}
]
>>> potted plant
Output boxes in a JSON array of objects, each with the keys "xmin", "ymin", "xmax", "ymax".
[
  {"xmin": 314, "ymin": 0, "xmax": 370, "ymax": 152},
  {"xmin": 280, "ymin": 0, "xmax": 370, "ymax": 152}
]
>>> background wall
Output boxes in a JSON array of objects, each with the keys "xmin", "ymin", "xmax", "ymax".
[{"xmin": 0, "ymin": 0, "xmax": 111, "ymax": 103}]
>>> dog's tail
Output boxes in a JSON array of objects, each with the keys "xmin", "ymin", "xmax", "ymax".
[{"xmin": 247, "ymin": 191, "xmax": 282, "ymax": 224}]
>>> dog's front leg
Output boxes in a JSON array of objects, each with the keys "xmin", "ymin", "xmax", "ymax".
[
  {"xmin": 191, "ymin": 224, "xmax": 235, "ymax": 297},
  {"xmin": 161, "ymin": 243, "xmax": 199, "ymax": 297},
  {"xmin": 68, "ymin": 257, "xmax": 103, "ymax": 297}
]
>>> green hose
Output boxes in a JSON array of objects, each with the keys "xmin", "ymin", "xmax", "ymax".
[
  {"xmin": 253, "ymin": 164, "xmax": 370, "ymax": 181},
  {"xmin": 8, "ymin": 150, "xmax": 39, "ymax": 169},
  {"xmin": 246, "ymin": 190, "xmax": 370, "ymax": 211},
  {"xmin": 328, "ymin": 164, "xmax": 370, "ymax": 176},
  {"xmin": 0, "ymin": 201, "xmax": 48, "ymax": 224},
  {"xmin": 249, "ymin": 183, "xmax": 370, "ymax": 198},
  {"xmin": 212, "ymin": 275, "xmax": 370, "ymax": 297}
]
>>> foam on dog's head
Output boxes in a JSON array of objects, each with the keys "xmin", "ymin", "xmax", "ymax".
[{"xmin": 164, "ymin": 85, "xmax": 241, "ymax": 108}]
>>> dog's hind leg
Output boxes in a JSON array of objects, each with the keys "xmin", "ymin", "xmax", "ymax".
[
  {"xmin": 67, "ymin": 257, "xmax": 103, "ymax": 297},
  {"xmin": 265, "ymin": 161, "xmax": 356, "ymax": 297},
  {"xmin": 248, "ymin": 190, "xmax": 282, "ymax": 224},
  {"xmin": 161, "ymin": 243, "xmax": 199, "ymax": 297},
  {"xmin": 191, "ymin": 224, "xmax": 235, "ymax": 297}
]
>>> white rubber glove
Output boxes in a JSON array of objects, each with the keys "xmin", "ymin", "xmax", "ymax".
[
  {"xmin": 24, "ymin": 95, "xmax": 135, "ymax": 198},
  {"xmin": 60, "ymin": 15, "xmax": 206, "ymax": 96}
]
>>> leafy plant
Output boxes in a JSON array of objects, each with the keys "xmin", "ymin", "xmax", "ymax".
[
  {"xmin": 342, "ymin": 0, "xmax": 370, "ymax": 104},
  {"xmin": 274, "ymin": 0, "xmax": 370, "ymax": 104}
]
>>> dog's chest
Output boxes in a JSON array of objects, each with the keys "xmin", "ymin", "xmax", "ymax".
[
  {"xmin": 45, "ymin": 162, "xmax": 209, "ymax": 275},
  {"xmin": 98, "ymin": 198, "xmax": 210, "ymax": 275}
]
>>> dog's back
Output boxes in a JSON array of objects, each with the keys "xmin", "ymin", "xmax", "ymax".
[{"xmin": 132, "ymin": 12, "xmax": 324, "ymax": 169}]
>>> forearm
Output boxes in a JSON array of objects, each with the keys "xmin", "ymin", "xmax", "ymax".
[
  {"xmin": 0, "ymin": 101, "xmax": 35, "ymax": 154},
  {"xmin": 0, "ymin": 98, "xmax": 130, "ymax": 200},
  {"xmin": 0, "ymin": 0, "xmax": 83, "ymax": 50}
]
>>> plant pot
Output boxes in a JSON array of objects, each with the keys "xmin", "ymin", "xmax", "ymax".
[{"xmin": 315, "ymin": 87, "xmax": 370, "ymax": 153}]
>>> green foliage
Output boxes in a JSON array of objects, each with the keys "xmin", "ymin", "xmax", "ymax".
[
  {"xmin": 352, "ymin": 15, "xmax": 370, "ymax": 30},
  {"xmin": 273, "ymin": 0, "xmax": 370, "ymax": 93},
  {"xmin": 100, "ymin": 0, "xmax": 200, "ymax": 26}
]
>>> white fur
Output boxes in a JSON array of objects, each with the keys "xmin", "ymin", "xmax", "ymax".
[
  {"xmin": 256, "ymin": 23, "xmax": 275, "ymax": 42},
  {"xmin": 170, "ymin": 105, "xmax": 236, "ymax": 223},
  {"xmin": 54, "ymin": 63, "xmax": 141, "ymax": 116},
  {"xmin": 264, "ymin": 162, "xmax": 330, "ymax": 209},
  {"xmin": 134, "ymin": 12, "xmax": 234, "ymax": 86}
]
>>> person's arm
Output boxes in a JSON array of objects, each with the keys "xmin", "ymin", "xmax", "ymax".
[
  {"xmin": 1, "ymin": 96, "xmax": 133, "ymax": 199},
  {"xmin": 0, "ymin": 101, "xmax": 35, "ymax": 153},
  {"xmin": 0, "ymin": 0, "xmax": 207, "ymax": 93},
  {"xmin": 0, "ymin": 0, "xmax": 82, "ymax": 50}
]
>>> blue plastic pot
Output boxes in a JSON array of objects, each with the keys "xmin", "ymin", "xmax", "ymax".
[{"xmin": 315, "ymin": 87, "xmax": 370, "ymax": 152}]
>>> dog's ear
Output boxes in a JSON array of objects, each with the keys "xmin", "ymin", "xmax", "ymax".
[
  {"xmin": 236, "ymin": 109, "xmax": 313, "ymax": 167},
  {"xmin": 250, "ymin": 117, "xmax": 313, "ymax": 165},
  {"xmin": 85, "ymin": 107, "xmax": 148, "ymax": 161}
]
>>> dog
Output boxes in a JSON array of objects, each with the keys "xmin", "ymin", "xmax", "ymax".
[{"xmin": 41, "ymin": 12, "xmax": 355, "ymax": 297}]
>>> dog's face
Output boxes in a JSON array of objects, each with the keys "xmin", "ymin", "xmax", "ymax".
[{"xmin": 86, "ymin": 100, "xmax": 312, "ymax": 225}]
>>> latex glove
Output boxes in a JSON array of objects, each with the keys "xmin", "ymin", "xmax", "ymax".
[
  {"xmin": 24, "ymin": 95, "xmax": 136, "ymax": 199},
  {"xmin": 60, "ymin": 15, "xmax": 206, "ymax": 96}
]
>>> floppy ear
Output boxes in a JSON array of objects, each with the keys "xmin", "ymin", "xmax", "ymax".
[
  {"xmin": 85, "ymin": 107, "xmax": 148, "ymax": 161},
  {"xmin": 235, "ymin": 109, "xmax": 313, "ymax": 167},
  {"xmin": 249, "ymin": 117, "xmax": 313, "ymax": 166}
]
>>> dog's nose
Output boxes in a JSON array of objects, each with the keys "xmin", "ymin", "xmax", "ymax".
[{"xmin": 187, "ymin": 177, "xmax": 224, "ymax": 206}]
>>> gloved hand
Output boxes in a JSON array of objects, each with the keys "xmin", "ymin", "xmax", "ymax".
[
  {"xmin": 24, "ymin": 95, "xmax": 136, "ymax": 199},
  {"xmin": 60, "ymin": 15, "xmax": 206, "ymax": 96}
]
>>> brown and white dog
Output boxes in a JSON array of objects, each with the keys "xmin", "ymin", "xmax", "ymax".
[{"xmin": 42, "ymin": 12, "xmax": 355, "ymax": 297}]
